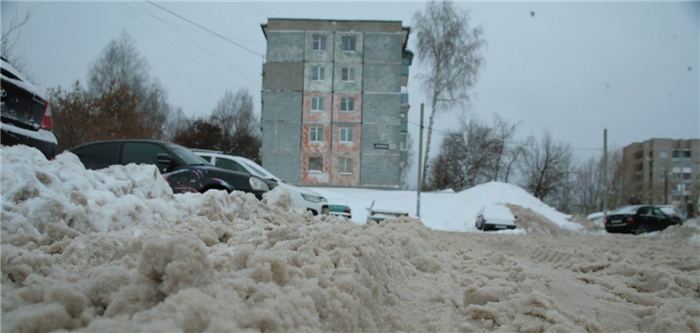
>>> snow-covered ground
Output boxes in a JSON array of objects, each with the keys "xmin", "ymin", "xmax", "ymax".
[
  {"xmin": 2, "ymin": 146, "xmax": 699, "ymax": 332},
  {"xmin": 309, "ymin": 182, "xmax": 578, "ymax": 232}
]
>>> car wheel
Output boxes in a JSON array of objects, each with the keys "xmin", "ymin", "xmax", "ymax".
[{"xmin": 634, "ymin": 224, "xmax": 648, "ymax": 235}]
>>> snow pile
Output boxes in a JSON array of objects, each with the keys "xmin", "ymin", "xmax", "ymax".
[
  {"xmin": 2, "ymin": 146, "xmax": 699, "ymax": 332},
  {"xmin": 312, "ymin": 181, "xmax": 578, "ymax": 233}
]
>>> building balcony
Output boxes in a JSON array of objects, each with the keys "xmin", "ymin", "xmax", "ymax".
[{"xmin": 401, "ymin": 122, "xmax": 408, "ymax": 132}]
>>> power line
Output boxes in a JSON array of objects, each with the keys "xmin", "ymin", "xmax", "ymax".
[
  {"xmin": 147, "ymin": 1, "xmax": 262, "ymax": 59},
  {"xmin": 115, "ymin": 2, "xmax": 236, "ymax": 87},
  {"xmin": 133, "ymin": 2, "xmax": 259, "ymax": 85}
]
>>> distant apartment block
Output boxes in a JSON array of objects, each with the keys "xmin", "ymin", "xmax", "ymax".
[
  {"xmin": 622, "ymin": 138, "xmax": 700, "ymax": 213},
  {"xmin": 260, "ymin": 18, "xmax": 412, "ymax": 188}
]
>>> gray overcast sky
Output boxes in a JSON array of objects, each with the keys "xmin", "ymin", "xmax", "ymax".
[{"xmin": 2, "ymin": 1, "xmax": 699, "ymax": 185}]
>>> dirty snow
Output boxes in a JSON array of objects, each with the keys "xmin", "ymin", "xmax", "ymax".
[{"xmin": 2, "ymin": 146, "xmax": 699, "ymax": 332}]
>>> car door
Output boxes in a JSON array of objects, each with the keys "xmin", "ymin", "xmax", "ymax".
[
  {"xmin": 652, "ymin": 207, "xmax": 672, "ymax": 230},
  {"xmin": 72, "ymin": 141, "xmax": 121, "ymax": 170},
  {"xmin": 120, "ymin": 142, "xmax": 192, "ymax": 193},
  {"xmin": 636, "ymin": 206, "xmax": 653, "ymax": 230}
]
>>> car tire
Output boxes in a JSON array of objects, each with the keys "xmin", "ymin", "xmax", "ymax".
[{"xmin": 634, "ymin": 224, "xmax": 648, "ymax": 235}]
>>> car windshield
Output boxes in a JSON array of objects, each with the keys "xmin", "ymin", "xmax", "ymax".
[
  {"xmin": 168, "ymin": 144, "xmax": 211, "ymax": 166},
  {"xmin": 611, "ymin": 206, "xmax": 641, "ymax": 215},
  {"xmin": 240, "ymin": 158, "xmax": 279, "ymax": 180}
]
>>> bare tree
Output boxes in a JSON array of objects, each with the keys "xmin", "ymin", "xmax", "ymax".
[
  {"xmin": 413, "ymin": 0, "xmax": 485, "ymax": 189},
  {"xmin": 88, "ymin": 31, "xmax": 170, "ymax": 136},
  {"xmin": 1, "ymin": 8, "xmax": 40, "ymax": 83},
  {"xmin": 573, "ymin": 157, "xmax": 603, "ymax": 214},
  {"xmin": 502, "ymin": 138, "xmax": 529, "ymax": 183},
  {"xmin": 172, "ymin": 117, "xmax": 223, "ymax": 150},
  {"xmin": 210, "ymin": 88, "xmax": 261, "ymax": 158},
  {"xmin": 487, "ymin": 114, "xmax": 520, "ymax": 182},
  {"xmin": 49, "ymin": 80, "xmax": 151, "ymax": 151},
  {"xmin": 427, "ymin": 115, "xmax": 500, "ymax": 191},
  {"xmin": 519, "ymin": 131, "xmax": 572, "ymax": 200},
  {"xmin": 161, "ymin": 107, "xmax": 191, "ymax": 141}
]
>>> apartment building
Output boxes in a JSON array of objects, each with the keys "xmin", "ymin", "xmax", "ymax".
[
  {"xmin": 622, "ymin": 138, "xmax": 700, "ymax": 213},
  {"xmin": 260, "ymin": 19, "xmax": 412, "ymax": 189}
]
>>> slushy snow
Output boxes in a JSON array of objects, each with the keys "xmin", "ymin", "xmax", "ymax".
[{"xmin": 2, "ymin": 146, "xmax": 699, "ymax": 332}]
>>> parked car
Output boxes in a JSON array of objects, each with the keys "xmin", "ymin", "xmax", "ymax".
[
  {"xmin": 655, "ymin": 205, "xmax": 687, "ymax": 224},
  {"xmin": 475, "ymin": 204, "xmax": 517, "ymax": 231},
  {"xmin": 604, "ymin": 205, "xmax": 679, "ymax": 235},
  {"xmin": 70, "ymin": 140, "xmax": 269, "ymax": 199},
  {"xmin": 366, "ymin": 200, "xmax": 409, "ymax": 223},
  {"xmin": 193, "ymin": 151, "xmax": 329, "ymax": 216},
  {"xmin": 1, "ymin": 56, "xmax": 58, "ymax": 159},
  {"xmin": 329, "ymin": 200, "xmax": 352, "ymax": 220}
]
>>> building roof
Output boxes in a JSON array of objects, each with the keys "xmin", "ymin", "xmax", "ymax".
[{"xmin": 261, "ymin": 18, "xmax": 411, "ymax": 50}]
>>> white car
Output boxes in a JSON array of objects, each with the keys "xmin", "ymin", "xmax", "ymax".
[
  {"xmin": 475, "ymin": 205, "xmax": 517, "ymax": 231},
  {"xmin": 366, "ymin": 200, "xmax": 409, "ymax": 223},
  {"xmin": 193, "ymin": 151, "xmax": 329, "ymax": 215}
]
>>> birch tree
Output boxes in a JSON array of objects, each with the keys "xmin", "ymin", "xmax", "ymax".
[
  {"xmin": 88, "ymin": 31, "xmax": 170, "ymax": 136},
  {"xmin": 412, "ymin": 0, "xmax": 485, "ymax": 189}
]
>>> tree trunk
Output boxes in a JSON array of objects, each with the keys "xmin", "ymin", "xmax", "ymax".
[{"xmin": 421, "ymin": 97, "xmax": 439, "ymax": 190}]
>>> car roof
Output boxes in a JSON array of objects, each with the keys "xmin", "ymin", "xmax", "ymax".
[{"xmin": 71, "ymin": 139, "xmax": 182, "ymax": 150}]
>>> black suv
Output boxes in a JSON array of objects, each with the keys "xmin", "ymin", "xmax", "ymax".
[
  {"xmin": 70, "ymin": 140, "xmax": 269, "ymax": 199},
  {"xmin": 1, "ymin": 56, "xmax": 58, "ymax": 159}
]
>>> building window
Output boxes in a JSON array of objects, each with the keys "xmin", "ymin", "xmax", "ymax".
[
  {"xmin": 312, "ymin": 35, "xmax": 326, "ymax": 51},
  {"xmin": 312, "ymin": 66, "xmax": 325, "ymax": 81},
  {"xmin": 311, "ymin": 96, "xmax": 325, "ymax": 112},
  {"xmin": 339, "ymin": 157, "xmax": 353, "ymax": 174},
  {"xmin": 340, "ymin": 97, "xmax": 354, "ymax": 112},
  {"xmin": 659, "ymin": 151, "xmax": 668, "ymax": 158},
  {"xmin": 341, "ymin": 68, "xmax": 355, "ymax": 82},
  {"xmin": 309, "ymin": 157, "xmax": 323, "ymax": 173},
  {"xmin": 401, "ymin": 133, "xmax": 408, "ymax": 151},
  {"xmin": 339, "ymin": 127, "xmax": 354, "ymax": 143},
  {"xmin": 309, "ymin": 126, "xmax": 324, "ymax": 143},
  {"xmin": 683, "ymin": 150, "xmax": 691, "ymax": 158},
  {"xmin": 673, "ymin": 150, "xmax": 680, "ymax": 158},
  {"xmin": 341, "ymin": 36, "xmax": 356, "ymax": 51}
]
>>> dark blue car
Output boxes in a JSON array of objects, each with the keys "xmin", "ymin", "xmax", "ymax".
[{"xmin": 70, "ymin": 140, "xmax": 269, "ymax": 199}]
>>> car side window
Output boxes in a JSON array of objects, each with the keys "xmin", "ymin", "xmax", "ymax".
[
  {"xmin": 73, "ymin": 142, "xmax": 120, "ymax": 170},
  {"xmin": 652, "ymin": 208, "xmax": 665, "ymax": 217},
  {"xmin": 637, "ymin": 207, "xmax": 650, "ymax": 215},
  {"xmin": 215, "ymin": 158, "xmax": 248, "ymax": 174},
  {"xmin": 199, "ymin": 155, "xmax": 212, "ymax": 163},
  {"xmin": 121, "ymin": 142, "xmax": 171, "ymax": 171}
]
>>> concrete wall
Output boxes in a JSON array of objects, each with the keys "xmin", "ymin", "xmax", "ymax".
[
  {"xmin": 364, "ymin": 33, "xmax": 403, "ymax": 63},
  {"xmin": 363, "ymin": 64, "xmax": 401, "ymax": 93},
  {"xmin": 266, "ymin": 31, "xmax": 305, "ymax": 62},
  {"xmin": 262, "ymin": 153, "xmax": 301, "ymax": 183},
  {"xmin": 361, "ymin": 154, "xmax": 400, "ymax": 186},
  {"xmin": 262, "ymin": 91, "xmax": 302, "ymax": 122},
  {"xmin": 264, "ymin": 62, "xmax": 304, "ymax": 91},
  {"xmin": 263, "ymin": 20, "xmax": 408, "ymax": 188}
]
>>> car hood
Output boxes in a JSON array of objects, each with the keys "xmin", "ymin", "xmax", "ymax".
[{"xmin": 277, "ymin": 183, "xmax": 325, "ymax": 197}]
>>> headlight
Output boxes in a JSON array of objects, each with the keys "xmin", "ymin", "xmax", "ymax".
[
  {"xmin": 302, "ymin": 193, "xmax": 327, "ymax": 203},
  {"xmin": 249, "ymin": 177, "xmax": 269, "ymax": 191}
]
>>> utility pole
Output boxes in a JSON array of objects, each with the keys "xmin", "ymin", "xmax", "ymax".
[
  {"xmin": 603, "ymin": 128, "xmax": 608, "ymax": 222},
  {"xmin": 417, "ymin": 103, "xmax": 424, "ymax": 218}
]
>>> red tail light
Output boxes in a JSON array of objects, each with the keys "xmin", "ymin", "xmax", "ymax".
[
  {"xmin": 626, "ymin": 215, "xmax": 635, "ymax": 224},
  {"xmin": 40, "ymin": 102, "xmax": 52, "ymax": 130},
  {"xmin": 371, "ymin": 211, "xmax": 375, "ymax": 216},
  {"xmin": 343, "ymin": 208, "xmax": 351, "ymax": 214}
]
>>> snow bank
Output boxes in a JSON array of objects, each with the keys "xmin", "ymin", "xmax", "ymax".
[
  {"xmin": 2, "ymin": 146, "xmax": 699, "ymax": 332},
  {"xmin": 311, "ymin": 181, "xmax": 578, "ymax": 233}
]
